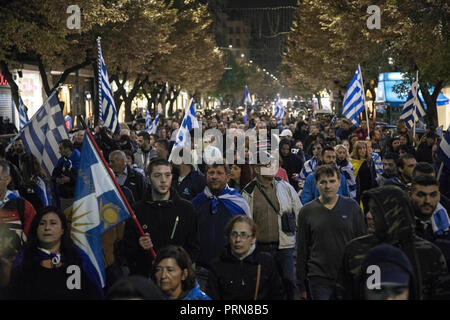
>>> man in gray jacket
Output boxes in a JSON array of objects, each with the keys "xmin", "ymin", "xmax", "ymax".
[
  {"xmin": 134, "ymin": 131, "xmax": 156, "ymax": 171},
  {"xmin": 242, "ymin": 160, "xmax": 302, "ymax": 300}
]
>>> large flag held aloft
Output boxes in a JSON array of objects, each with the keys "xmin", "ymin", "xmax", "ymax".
[
  {"xmin": 145, "ymin": 108, "xmax": 152, "ymax": 131},
  {"xmin": 169, "ymin": 99, "xmax": 199, "ymax": 161},
  {"xmin": 98, "ymin": 37, "xmax": 119, "ymax": 134},
  {"xmin": 20, "ymin": 91, "xmax": 69, "ymax": 176},
  {"xmin": 274, "ymin": 95, "xmax": 285, "ymax": 125},
  {"xmin": 399, "ymin": 77, "xmax": 426, "ymax": 130},
  {"xmin": 437, "ymin": 125, "xmax": 450, "ymax": 169},
  {"xmin": 342, "ymin": 65, "xmax": 365, "ymax": 125},
  {"xmin": 71, "ymin": 131, "xmax": 132, "ymax": 287}
]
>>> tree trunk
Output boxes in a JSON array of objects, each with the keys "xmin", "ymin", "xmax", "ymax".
[{"xmin": 420, "ymin": 80, "xmax": 442, "ymax": 128}]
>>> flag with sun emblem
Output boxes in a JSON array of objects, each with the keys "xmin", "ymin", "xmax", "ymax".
[{"xmin": 71, "ymin": 132, "xmax": 131, "ymax": 287}]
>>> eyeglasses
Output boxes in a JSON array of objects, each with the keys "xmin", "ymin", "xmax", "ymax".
[{"xmin": 230, "ymin": 231, "xmax": 253, "ymax": 240}]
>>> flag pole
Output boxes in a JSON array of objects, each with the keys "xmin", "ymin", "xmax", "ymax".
[
  {"xmin": 84, "ymin": 126, "xmax": 157, "ymax": 258},
  {"xmin": 97, "ymin": 36, "xmax": 103, "ymax": 128},
  {"xmin": 359, "ymin": 64, "xmax": 370, "ymax": 138},
  {"xmin": 412, "ymin": 70, "xmax": 419, "ymax": 142}
]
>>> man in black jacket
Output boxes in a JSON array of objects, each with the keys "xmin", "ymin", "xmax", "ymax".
[
  {"xmin": 122, "ymin": 158, "xmax": 199, "ymax": 277},
  {"xmin": 109, "ymin": 150, "xmax": 148, "ymax": 202}
]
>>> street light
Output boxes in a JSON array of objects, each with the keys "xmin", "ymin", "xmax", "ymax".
[
  {"xmin": 229, "ymin": 44, "xmax": 233, "ymax": 48},
  {"xmin": 241, "ymin": 53, "xmax": 245, "ymax": 58},
  {"xmin": 249, "ymin": 60, "xmax": 253, "ymax": 63}
]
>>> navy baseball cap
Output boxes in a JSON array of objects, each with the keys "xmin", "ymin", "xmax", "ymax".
[{"xmin": 362, "ymin": 243, "xmax": 413, "ymax": 287}]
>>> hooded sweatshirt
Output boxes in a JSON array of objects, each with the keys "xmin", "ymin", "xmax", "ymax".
[{"xmin": 335, "ymin": 185, "xmax": 450, "ymax": 300}]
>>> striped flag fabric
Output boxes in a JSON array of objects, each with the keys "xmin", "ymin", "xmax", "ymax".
[
  {"xmin": 342, "ymin": 65, "xmax": 365, "ymax": 125},
  {"xmin": 145, "ymin": 108, "xmax": 152, "ymax": 130},
  {"xmin": 437, "ymin": 126, "xmax": 450, "ymax": 168},
  {"xmin": 20, "ymin": 91, "xmax": 69, "ymax": 175},
  {"xmin": 97, "ymin": 37, "xmax": 119, "ymax": 134},
  {"xmin": 274, "ymin": 95, "xmax": 285, "ymax": 125},
  {"xmin": 244, "ymin": 86, "xmax": 252, "ymax": 124},
  {"xmin": 399, "ymin": 79, "xmax": 426, "ymax": 130},
  {"xmin": 168, "ymin": 99, "xmax": 199, "ymax": 161},
  {"xmin": 146, "ymin": 113, "xmax": 160, "ymax": 134},
  {"xmin": 18, "ymin": 96, "xmax": 29, "ymax": 129}
]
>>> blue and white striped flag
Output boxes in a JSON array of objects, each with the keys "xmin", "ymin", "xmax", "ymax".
[
  {"xmin": 437, "ymin": 125, "xmax": 450, "ymax": 168},
  {"xmin": 147, "ymin": 113, "xmax": 160, "ymax": 134},
  {"xmin": 399, "ymin": 79, "xmax": 426, "ymax": 130},
  {"xmin": 169, "ymin": 99, "xmax": 199, "ymax": 161},
  {"xmin": 20, "ymin": 91, "xmax": 69, "ymax": 175},
  {"xmin": 244, "ymin": 86, "xmax": 252, "ymax": 124},
  {"xmin": 145, "ymin": 108, "xmax": 152, "ymax": 130},
  {"xmin": 72, "ymin": 132, "xmax": 131, "ymax": 288},
  {"xmin": 98, "ymin": 37, "xmax": 119, "ymax": 134},
  {"xmin": 274, "ymin": 95, "xmax": 285, "ymax": 125},
  {"xmin": 18, "ymin": 96, "xmax": 29, "ymax": 129},
  {"xmin": 342, "ymin": 65, "xmax": 365, "ymax": 125}
]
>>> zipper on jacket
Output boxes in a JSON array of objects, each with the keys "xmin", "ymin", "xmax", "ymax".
[{"xmin": 170, "ymin": 216, "xmax": 179, "ymax": 239}]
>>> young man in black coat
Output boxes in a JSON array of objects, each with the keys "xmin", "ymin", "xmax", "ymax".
[{"xmin": 122, "ymin": 158, "xmax": 199, "ymax": 277}]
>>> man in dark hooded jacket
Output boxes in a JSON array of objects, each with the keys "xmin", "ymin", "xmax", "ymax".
[{"xmin": 335, "ymin": 185, "xmax": 450, "ymax": 300}]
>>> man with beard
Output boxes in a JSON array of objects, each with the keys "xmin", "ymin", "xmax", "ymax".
[
  {"xmin": 410, "ymin": 175, "xmax": 450, "ymax": 271},
  {"xmin": 122, "ymin": 158, "xmax": 199, "ymax": 277},
  {"xmin": 376, "ymin": 153, "xmax": 399, "ymax": 186}
]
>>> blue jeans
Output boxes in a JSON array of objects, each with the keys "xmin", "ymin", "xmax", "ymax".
[
  {"xmin": 258, "ymin": 245, "xmax": 296, "ymax": 300},
  {"xmin": 308, "ymin": 282, "xmax": 334, "ymax": 300}
]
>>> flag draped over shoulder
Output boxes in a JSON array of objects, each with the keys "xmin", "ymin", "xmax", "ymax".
[
  {"xmin": 98, "ymin": 37, "xmax": 119, "ymax": 134},
  {"xmin": 399, "ymin": 79, "xmax": 426, "ymax": 130},
  {"xmin": 437, "ymin": 126, "xmax": 450, "ymax": 168},
  {"xmin": 71, "ymin": 132, "xmax": 131, "ymax": 287},
  {"xmin": 20, "ymin": 91, "xmax": 69, "ymax": 176},
  {"xmin": 342, "ymin": 65, "xmax": 365, "ymax": 125},
  {"xmin": 195, "ymin": 185, "xmax": 250, "ymax": 216},
  {"xmin": 168, "ymin": 99, "xmax": 199, "ymax": 161}
]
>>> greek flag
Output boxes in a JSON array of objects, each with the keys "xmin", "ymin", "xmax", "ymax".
[
  {"xmin": 399, "ymin": 79, "xmax": 426, "ymax": 130},
  {"xmin": 146, "ymin": 113, "xmax": 160, "ymax": 134},
  {"xmin": 274, "ymin": 95, "xmax": 285, "ymax": 125},
  {"xmin": 193, "ymin": 185, "xmax": 250, "ymax": 216},
  {"xmin": 20, "ymin": 91, "xmax": 69, "ymax": 175},
  {"xmin": 342, "ymin": 65, "xmax": 365, "ymax": 125},
  {"xmin": 244, "ymin": 86, "xmax": 252, "ymax": 124},
  {"xmin": 18, "ymin": 96, "xmax": 29, "ymax": 129},
  {"xmin": 437, "ymin": 125, "xmax": 450, "ymax": 168},
  {"xmin": 71, "ymin": 132, "xmax": 131, "ymax": 288},
  {"xmin": 98, "ymin": 37, "xmax": 119, "ymax": 134},
  {"xmin": 145, "ymin": 108, "xmax": 152, "ymax": 130},
  {"xmin": 169, "ymin": 99, "xmax": 199, "ymax": 161}
]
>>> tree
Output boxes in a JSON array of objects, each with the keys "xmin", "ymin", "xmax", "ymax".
[{"xmin": 282, "ymin": 0, "xmax": 449, "ymax": 126}]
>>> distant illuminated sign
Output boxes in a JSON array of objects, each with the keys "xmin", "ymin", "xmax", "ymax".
[{"xmin": 0, "ymin": 74, "xmax": 9, "ymax": 86}]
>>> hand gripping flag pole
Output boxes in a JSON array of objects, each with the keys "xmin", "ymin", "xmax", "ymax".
[{"xmin": 84, "ymin": 126, "xmax": 157, "ymax": 258}]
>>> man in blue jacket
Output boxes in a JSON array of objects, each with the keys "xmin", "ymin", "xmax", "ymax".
[
  {"xmin": 300, "ymin": 146, "xmax": 349, "ymax": 205},
  {"xmin": 191, "ymin": 162, "xmax": 250, "ymax": 290}
]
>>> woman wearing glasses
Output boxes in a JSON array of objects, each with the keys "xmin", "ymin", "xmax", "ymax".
[{"xmin": 206, "ymin": 215, "xmax": 285, "ymax": 300}]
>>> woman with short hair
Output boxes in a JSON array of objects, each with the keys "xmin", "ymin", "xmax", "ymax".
[
  {"xmin": 206, "ymin": 215, "xmax": 285, "ymax": 300},
  {"xmin": 151, "ymin": 245, "xmax": 210, "ymax": 300}
]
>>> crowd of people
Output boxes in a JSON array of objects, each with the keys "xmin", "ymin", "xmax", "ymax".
[{"xmin": 1, "ymin": 108, "xmax": 450, "ymax": 300}]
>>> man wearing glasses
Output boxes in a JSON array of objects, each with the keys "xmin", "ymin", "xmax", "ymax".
[{"xmin": 122, "ymin": 157, "xmax": 200, "ymax": 277}]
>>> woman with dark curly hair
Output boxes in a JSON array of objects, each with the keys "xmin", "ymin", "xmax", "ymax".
[
  {"xmin": 151, "ymin": 245, "xmax": 210, "ymax": 300},
  {"xmin": 7, "ymin": 206, "xmax": 103, "ymax": 299}
]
